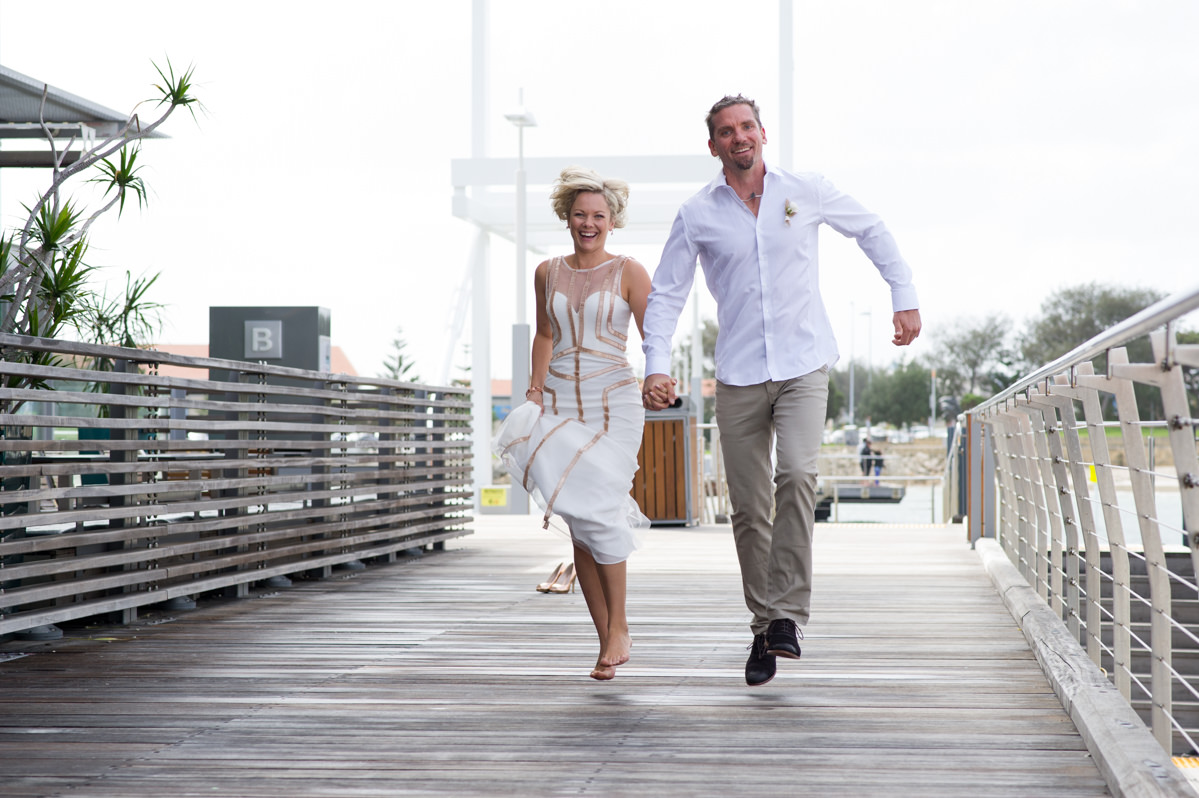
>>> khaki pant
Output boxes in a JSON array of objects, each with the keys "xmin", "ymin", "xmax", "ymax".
[{"xmin": 715, "ymin": 369, "xmax": 828, "ymax": 634}]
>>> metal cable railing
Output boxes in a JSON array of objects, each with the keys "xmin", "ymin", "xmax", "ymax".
[{"xmin": 952, "ymin": 284, "xmax": 1199, "ymax": 757}]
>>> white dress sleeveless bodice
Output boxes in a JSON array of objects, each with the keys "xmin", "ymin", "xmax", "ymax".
[{"xmin": 494, "ymin": 255, "xmax": 649, "ymax": 564}]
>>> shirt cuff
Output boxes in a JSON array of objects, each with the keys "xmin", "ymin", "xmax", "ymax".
[
  {"xmin": 890, "ymin": 285, "xmax": 919, "ymax": 313},
  {"xmin": 644, "ymin": 353, "xmax": 673, "ymax": 378}
]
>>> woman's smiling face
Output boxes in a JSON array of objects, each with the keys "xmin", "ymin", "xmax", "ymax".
[{"xmin": 568, "ymin": 191, "xmax": 613, "ymax": 254}]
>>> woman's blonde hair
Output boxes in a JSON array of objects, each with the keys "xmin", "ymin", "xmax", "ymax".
[{"xmin": 549, "ymin": 166, "xmax": 630, "ymax": 228}]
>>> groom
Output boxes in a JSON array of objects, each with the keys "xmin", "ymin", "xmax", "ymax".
[{"xmin": 641, "ymin": 94, "xmax": 921, "ymax": 686}]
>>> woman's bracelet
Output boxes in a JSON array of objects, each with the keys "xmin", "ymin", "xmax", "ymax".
[{"xmin": 525, "ymin": 386, "xmax": 543, "ymax": 396}]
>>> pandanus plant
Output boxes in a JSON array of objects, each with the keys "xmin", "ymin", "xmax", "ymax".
[{"xmin": 0, "ymin": 60, "xmax": 198, "ymax": 400}]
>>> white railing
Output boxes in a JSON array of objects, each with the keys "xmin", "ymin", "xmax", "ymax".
[{"xmin": 957, "ymin": 285, "xmax": 1199, "ymax": 757}]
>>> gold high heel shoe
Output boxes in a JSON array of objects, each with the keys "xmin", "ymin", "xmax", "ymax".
[
  {"xmin": 536, "ymin": 562, "xmax": 566, "ymax": 593},
  {"xmin": 546, "ymin": 562, "xmax": 577, "ymax": 594}
]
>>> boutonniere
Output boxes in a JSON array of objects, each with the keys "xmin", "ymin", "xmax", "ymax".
[{"xmin": 784, "ymin": 199, "xmax": 798, "ymax": 226}]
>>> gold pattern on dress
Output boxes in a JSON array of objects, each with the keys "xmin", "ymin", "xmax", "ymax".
[
  {"xmin": 521, "ymin": 417, "xmax": 574, "ymax": 492},
  {"xmin": 596, "ymin": 258, "xmax": 629, "ymax": 349},
  {"xmin": 547, "ymin": 258, "xmax": 564, "ymax": 350},
  {"xmin": 540, "ymin": 253, "xmax": 638, "ymax": 452},
  {"xmin": 543, "ymin": 426, "xmax": 606, "ymax": 528},
  {"xmin": 499, "ymin": 434, "xmax": 533, "ymax": 459},
  {"xmin": 600, "ymin": 377, "xmax": 639, "ymax": 431},
  {"xmin": 574, "ymin": 346, "xmax": 626, "ymax": 364}
]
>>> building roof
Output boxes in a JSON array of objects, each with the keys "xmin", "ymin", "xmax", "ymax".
[
  {"xmin": 0, "ymin": 62, "xmax": 163, "ymax": 168},
  {"xmin": 148, "ymin": 344, "xmax": 358, "ymax": 380}
]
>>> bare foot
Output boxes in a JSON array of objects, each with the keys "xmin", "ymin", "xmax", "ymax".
[
  {"xmin": 590, "ymin": 663, "xmax": 616, "ymax": 681},
  {"xmin": 598, "ymin": 631, "xmax": 631, "ymax": 669}
]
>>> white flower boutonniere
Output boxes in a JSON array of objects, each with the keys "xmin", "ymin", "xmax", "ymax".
[{"xmin": 784, "ymin": 199, "xmax": 799, "ymax": 226}]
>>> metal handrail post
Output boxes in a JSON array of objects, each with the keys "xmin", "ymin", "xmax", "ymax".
[
  {"xmin": 1041, "ymin": 387, "xmax": 1105, "ymax": 666},
  {"xmin": 1074, "ymin": 364, "xmax": 1135, "ymax": 701},
  {"xmin": 1105, "ymin": 348, "xmax": 1173, "ymax": 751}
]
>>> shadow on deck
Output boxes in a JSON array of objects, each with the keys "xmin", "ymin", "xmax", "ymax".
[{"xmin": 0, "ymin": 514, "xmax": 1152, "ymax": 797}]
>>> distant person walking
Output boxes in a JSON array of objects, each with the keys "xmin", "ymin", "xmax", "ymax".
[
  {"xmin": 859, "ymin": 437, "xmax": 874, "ymax": 478},
  {"xmin": 641, "ymin": 94, "xmax": 921, "ymax": 686},
  {"xmin": 494, "ymin": 167, "xmax": 652, "ymax": 682}
]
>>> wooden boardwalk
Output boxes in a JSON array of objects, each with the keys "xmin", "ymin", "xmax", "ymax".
[{"xmin": 0, "ymin": 514, "xmax": 1110, "ymax": 797}]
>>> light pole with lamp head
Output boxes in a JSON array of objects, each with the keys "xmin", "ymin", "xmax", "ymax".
[{"xmin": 504, "ymin": 92, "xmax": 536, "ymax": 513}]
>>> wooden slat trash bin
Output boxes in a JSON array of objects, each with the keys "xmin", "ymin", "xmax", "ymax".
[{"xmin": 632, "ymin": 397, "xmax": 700, "ymax": 526}]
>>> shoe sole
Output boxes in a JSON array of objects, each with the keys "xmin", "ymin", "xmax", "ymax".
[
  {"xmin": 746, "ymin": 672, "xmax": 775, "ymax": 686},
  {"xmin": 767, "ymin": 648, "xmax": 801, "ymax": 659}
]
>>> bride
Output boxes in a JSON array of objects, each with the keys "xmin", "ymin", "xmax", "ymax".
[{"xmin": 495, "ymin": 165, "xmax": 656, "ymax": 681}]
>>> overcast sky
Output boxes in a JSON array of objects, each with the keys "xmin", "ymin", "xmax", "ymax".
[{"xmin": 1, "ymin": 0, "xmax": 1196, "ymax": 385}]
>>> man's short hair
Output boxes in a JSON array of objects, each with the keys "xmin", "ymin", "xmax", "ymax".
[{"xmin": 706, "ymin": 94, "xmax": 763, "ymax": 139}]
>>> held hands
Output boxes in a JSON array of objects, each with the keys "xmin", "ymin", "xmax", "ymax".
[
  {"xmin": 642, "ymin": 374, "xmax": 678, "ymax": 411},
  {"xmin": 892, "ymin": 309, "xmax": 922, "ymax": 347}
]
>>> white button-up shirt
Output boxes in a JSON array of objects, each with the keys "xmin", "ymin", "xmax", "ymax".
[{"xmin": 643, "ymin": 164, "xmax": 919, "ymax": 386}]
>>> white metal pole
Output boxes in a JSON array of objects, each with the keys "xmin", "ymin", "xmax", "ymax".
[
  {"xmin": 471, "ymin": 0, "xmax": 488, "ymax": 161},
  {"xmin": 514, "ymin": 92, "xmax": 528, "ymax": 327},
  {"xmin": 469, "ymin": 0, "xmax": 492, "ymax": 511},
  {"xmin": 930, "ymin": 367, "xmax": 937, "ymax": 431},
  {"xmin": 848, "ymin": 301, "xmax": 855, "ymax": 426},
  {"xmin": 690, "ymin": 282, "xmax": 702, "ymax": 402},
  {"xmin": 690, "ymin": 283, "xmax": 703, "ymax": 477},
  {"xmin": 509, "ymin": 90, "xmax": 531, "ymax": 513},
  {"xmin": 470, "ymin": 231, "xmax": 491, "ymax": 512},
  {"xmin": 778, "ymin": 0, "xmax": 795, "ymax": 172},
  {"xmin": 864, "ymin": 308, "xmax": 872, "ymax": 393}
]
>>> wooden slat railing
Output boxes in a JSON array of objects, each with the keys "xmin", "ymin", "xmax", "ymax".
[{"xmin": 0, "ymin": 332, "xmax": 473, "ymax": 638}]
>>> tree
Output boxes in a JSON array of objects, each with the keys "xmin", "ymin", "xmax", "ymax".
[
  {"xmin": 828, "ymin": 361, "xmax": 873, "ymax": 425},
  {"xmin": 379, "ymin": 326, "xmax": 420, "ymax": 382},
  {"xmin": 1181, "ymin": 331, "xmax": 1199, "ymax": 418},
  {"xmin": 858, "ymin": 360, "xmax": 932, "ymax": 428},
  {"xmin": 1018, "ymin": 283, "xmax": 1164, "ymax": 372},
  {"xmin": 1019, "ymin": 283, "xmax": 1169, "ymax": 419},
  {"xmin": 928, "ymin": 313, "xmax": 1014, "ymax": 397},
  {"xmin": 825, "ymin": 373, "xmax": 846, "ymax": 422},
  {"xmin": 0, "ymin": 61, "xmax": 198, "ymax": 346}
]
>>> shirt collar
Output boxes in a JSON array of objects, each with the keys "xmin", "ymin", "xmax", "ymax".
[{"xmin": 704, "ymin": 161, "xmax": 782, "ymax": 195}]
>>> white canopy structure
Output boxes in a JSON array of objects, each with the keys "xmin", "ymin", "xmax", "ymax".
[{"xmin": 451, "ymin": 0, "xmax": 796, "ymax": 510}]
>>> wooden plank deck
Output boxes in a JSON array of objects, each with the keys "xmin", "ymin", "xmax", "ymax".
[{"xmin": 0, "ymin": 515, "xmax": 1110, "ymax": 797}]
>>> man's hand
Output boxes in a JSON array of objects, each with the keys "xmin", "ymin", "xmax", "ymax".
[
  {"xmin": 642, "ymin": 373, "xmax": 678, "ymax": 411},
  {"xmin": 892, "ymin": 309, "xmax": 922, "ymax": 346}
]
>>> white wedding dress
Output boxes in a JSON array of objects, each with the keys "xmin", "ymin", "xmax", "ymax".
[{"xmin": 494, "ymin": 255, "xmax": 649, "ymax": 564}]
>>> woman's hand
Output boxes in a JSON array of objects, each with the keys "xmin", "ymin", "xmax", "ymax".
[
  {"xmin": 526, "ymin": 386, "xmax": 545, "ymax": 412},
  {"xmin": 642, "ymin": 374, "xmax": 677, "ymax": 410}
]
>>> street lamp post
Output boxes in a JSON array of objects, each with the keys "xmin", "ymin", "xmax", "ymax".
[
  {"xmin": 861, "ymin": 308, "xmax": 872, "ymax": 433},
  {"xmin": 504, "ymin": 91, "xmax": 536, "ymax": 514},
  {"xmin": 848, "ymin": 301, "xmax": 855, "ymax": 427},
  {"xmin": 862, "ymin": 308, "xmax": 872, "ymax": 392}
]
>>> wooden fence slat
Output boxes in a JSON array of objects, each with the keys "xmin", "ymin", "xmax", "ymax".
[{"xmin": 0, "ymin": 334, "xmax": 473, "ymax": 637}]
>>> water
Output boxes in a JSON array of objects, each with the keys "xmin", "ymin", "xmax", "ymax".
[
  {"xmin": 809, "ymin": 483, "xmax": 1187, "ymax": 543},
  {"xmin": 1076, "ymin": 488, "xmax": 1186, "ymax": 550},
  {"xmin": 818, "ymin": 482, "xmax": 944, "ymax": 525}
]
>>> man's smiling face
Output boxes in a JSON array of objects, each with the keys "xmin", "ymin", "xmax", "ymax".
[{"xmin": 708, "ymin": 103, "xmax": 767, "ymax": 173}]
